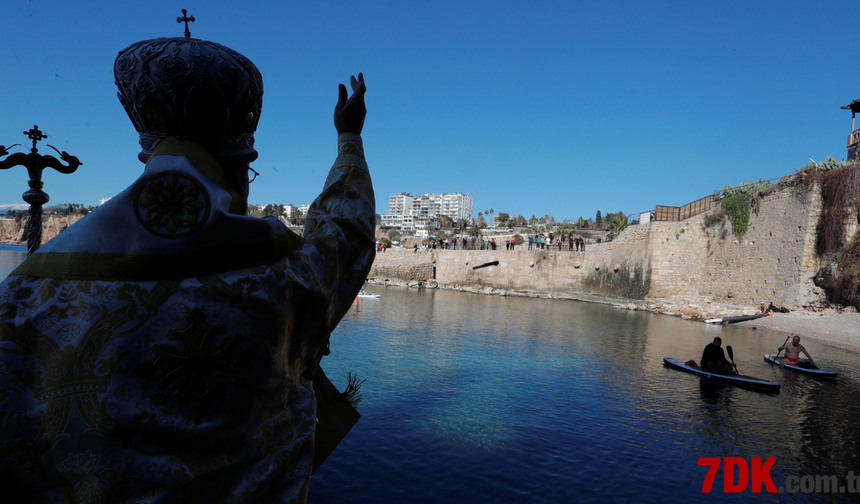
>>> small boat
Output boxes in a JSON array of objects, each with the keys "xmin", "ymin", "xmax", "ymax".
[
  {"xmin": 663, "ymin": 357, "xmax": 780, "ymax": 392},
  {"xmin": 356, "ymin": 292, "xmax": 380, "ymax": 299},
  {"xmin": 704, "ymin": 313, "xmax": 772, "ymax": 324},
  {"xmin": 763, "ymin": 354, "xmax": 837, "ymax": 378}
]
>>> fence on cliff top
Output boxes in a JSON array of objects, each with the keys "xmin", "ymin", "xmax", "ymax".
[
  {"xmin": 630, "ymin": 173, "xmax": 799, "ymax": 225},
  {"xmin": 654, "ymin": 194, "xmax": 715, "ymax": 222}
]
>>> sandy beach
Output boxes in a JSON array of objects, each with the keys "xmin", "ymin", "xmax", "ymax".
[{"xmin": 734, "ymin": 312, "xmax": 860, "ymax": 354}]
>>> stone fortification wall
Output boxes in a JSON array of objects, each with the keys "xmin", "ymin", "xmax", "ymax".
[
  {"xmin": 434, "ymin": 247, "xmax": 650, "ymax": 300},
  {"xmin": 698, "ymin": 184, "xmax": 822, "ymax": 309},
  {"xmin": 372, "ymin": 236, "xmax": 653, "ymax": 301},
  {"xmin": 367, "ymin": 182, "xmax": 824, "ymax": 310},
  {"xmin": 641, "ymin": 220, "xmax": 710, "ymax": 298},
  {"xmin": 368, "ymin": 249, "xmax": 435, "ymax": 282}
]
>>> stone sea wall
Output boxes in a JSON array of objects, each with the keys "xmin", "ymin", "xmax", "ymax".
[
  {"xmin": 699, "ymin": 184, "xmax": 823, "ymax": 310},
  {"xmin": 369, "ymin": 181, "xmax": 826, "ymax": 311}
]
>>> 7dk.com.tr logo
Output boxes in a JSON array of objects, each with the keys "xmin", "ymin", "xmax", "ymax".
[{"xmin": 698, "ymin": 457, "xmax": 860, "ymax": 494}]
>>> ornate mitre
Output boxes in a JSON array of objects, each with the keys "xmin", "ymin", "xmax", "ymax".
[{"xmin": 114, "ymin": 24, "xmax": 263, "ymax": 164}]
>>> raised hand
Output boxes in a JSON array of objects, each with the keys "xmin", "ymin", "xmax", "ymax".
[{"xmin": 334, "ymin": 73, "xmax": 366, "ymax": 135}]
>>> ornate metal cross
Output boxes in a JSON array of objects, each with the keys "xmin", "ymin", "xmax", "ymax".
[
  {"xmin": 177, "ymin": 9, "xmax": 195, "ymax": 39},
  {"xmin": 0, "ymin": 125, "xmax": 82, "ymax": 256},
  {"xmin": 24, "ymin": 125, "xmax": 48, "ymax": 152}
]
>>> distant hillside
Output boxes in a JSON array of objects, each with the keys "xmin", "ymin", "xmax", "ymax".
[{"xmin": 0, "ymin": 204, "xmax": 30, "ymax": 213}]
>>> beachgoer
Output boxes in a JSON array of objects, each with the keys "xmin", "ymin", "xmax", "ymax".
[
  {"xmin": 778, "ymin": 335, "xmax": 815, "ymax": 368},
  {"xmin": 0, "ymin": 31, "xmax": 373, "ymax": 502},
  {"xmin": 757, "ymin": 302, "xmax": 771, "ymax": 315},
  {"xmin": 701, "ymin": 337, "xmax": 736, "ymax": 374}
]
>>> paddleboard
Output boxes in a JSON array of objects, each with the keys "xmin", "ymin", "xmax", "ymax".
[
  {"xmin": 763, "ymin": 354, "xmax": 837, "ymax": 378},
  {"xmin": 704, "ymin": 313, "xmax": 772, "ymax": 324},
  {"xmin": 664, "ymin": 357, "xmax": 780, "ymax": 392}
]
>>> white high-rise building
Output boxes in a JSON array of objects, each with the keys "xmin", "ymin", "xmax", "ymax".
[
  {"xmin": 381, "ymin": 191, "xmax": 473, "ymax": 232},
  {"xmin": 440, "ymin": 192, "xmax": 473, "ymax": 222},
  {"xmin": 388, "ymin": 193, "xmax": 414, "ymax": 216},
  {"xmin": 283, "ymin": 204, "xmax": 298, "ymax": 218},
  {"xmin": 412, "ymin": 194, "xmax": 441, "ymax": 219}
]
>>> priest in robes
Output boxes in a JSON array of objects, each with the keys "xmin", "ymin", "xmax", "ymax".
[{"xmin": 0, "ymin": 28, "xmax": 374, "ymax": 503}]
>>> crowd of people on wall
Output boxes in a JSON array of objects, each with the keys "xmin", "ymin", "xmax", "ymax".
[{"xmin": 399, "ymin": 231, "xmax": 615, "ymax": 253}]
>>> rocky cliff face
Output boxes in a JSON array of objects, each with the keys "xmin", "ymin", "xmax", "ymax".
[{"xmin": 0, "ymin": 214, "xmax": 85, "ymax": 246}]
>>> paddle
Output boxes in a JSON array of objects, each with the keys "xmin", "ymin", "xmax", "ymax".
[
  {"xmin": 726, "ymin": 345, "xmax": 738, "ymax": 374},
  {"xmin": 772, "ymin": 336, "xmax": 790, "ymax": 366}
]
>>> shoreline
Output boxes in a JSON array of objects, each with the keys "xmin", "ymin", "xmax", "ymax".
[{"xmin": 366, "ymin": 277, "xmax": 860, "ymax": 355}]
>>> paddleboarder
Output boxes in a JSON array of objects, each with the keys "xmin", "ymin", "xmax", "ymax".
[
  {"xmin": 778, "ymin": 335, "xmax": 815, "ymax": 368},
  {"xmin": 701, "ymin": 337, "xmax": 737, "ymax": 374}
]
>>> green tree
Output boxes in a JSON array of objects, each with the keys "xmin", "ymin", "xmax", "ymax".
[
  {"xmin": 610, "ymin": 216, "xmax": 628, "ymax": 233},
  {"xmin": 595, "ymin": 210, "xmax": 602, "ymax": 227}
]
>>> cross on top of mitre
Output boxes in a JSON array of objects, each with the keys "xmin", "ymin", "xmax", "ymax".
[{"xmin": 177, "ymin": 9, "xmax": 195, "ymax": 39}]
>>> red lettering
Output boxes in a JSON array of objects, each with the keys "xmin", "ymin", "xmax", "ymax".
[
  {"xmin": 698, "ymin": 458, "xmax": 721, "ymax": 492},
  {"xmin": 724, "ymin": 457, "xmax": 749, "ymax": 492},
  {"xmin": 750, "ymin": 457, "xmax": 778, "ymax": 493}
]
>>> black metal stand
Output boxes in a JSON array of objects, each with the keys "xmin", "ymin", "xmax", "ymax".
[{"xmin": 0, "ymin": 125, "xmax": 82, "ymax": 255}]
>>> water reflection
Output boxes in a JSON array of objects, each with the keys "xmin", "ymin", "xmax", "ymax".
[
  {"xmin": 0, "ymin": 244, "xmax": 27, "ymax": 280},
  {"xmin": 314, "ymin": 285, "xmax": 860, "ymax": 503}
]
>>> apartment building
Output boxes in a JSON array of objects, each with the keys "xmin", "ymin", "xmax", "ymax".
[{"xmin": 380, "ymin": 191, "xmax": 473, "ymax": 232}]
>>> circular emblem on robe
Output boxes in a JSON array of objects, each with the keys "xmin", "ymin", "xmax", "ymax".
[{"xmin": 133, "ymin": 171, "xmax": 210, "ymax": 238}]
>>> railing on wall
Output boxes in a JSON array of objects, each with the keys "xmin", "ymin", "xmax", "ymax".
[{"xmin": 654, "ymin": 194, "xmax": 714, "ymax": 222}]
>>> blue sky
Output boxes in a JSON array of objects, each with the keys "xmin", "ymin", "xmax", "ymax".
[{"xmin": 1, "ymin": 0, "xmax": 858, "ymax": 222}]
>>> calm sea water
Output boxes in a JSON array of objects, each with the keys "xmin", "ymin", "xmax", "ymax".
[
  {"xmin": 0, "ymin": 244, "xmax": 26, "ymax": 280},
  {"xmin": 1, "ymin": 247, "xmax": 858, "ymax": 502},
  {"xmin": 312, "ymin": 286, "xmax": 860, "ymax": 504}
]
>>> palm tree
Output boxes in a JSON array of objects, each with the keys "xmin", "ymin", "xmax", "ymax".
[{"xmin": 610, "ymin": 216, "xmax": 628, "ymax": 233}]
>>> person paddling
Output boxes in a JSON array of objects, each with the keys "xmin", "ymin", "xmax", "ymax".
[
  {"xmin": 778, "ymin": 335, "xmax": 815, "ymax": 368},
  {"xmin": 701, "ymin": 337, "xmax": 736, "ymax": 374}
]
